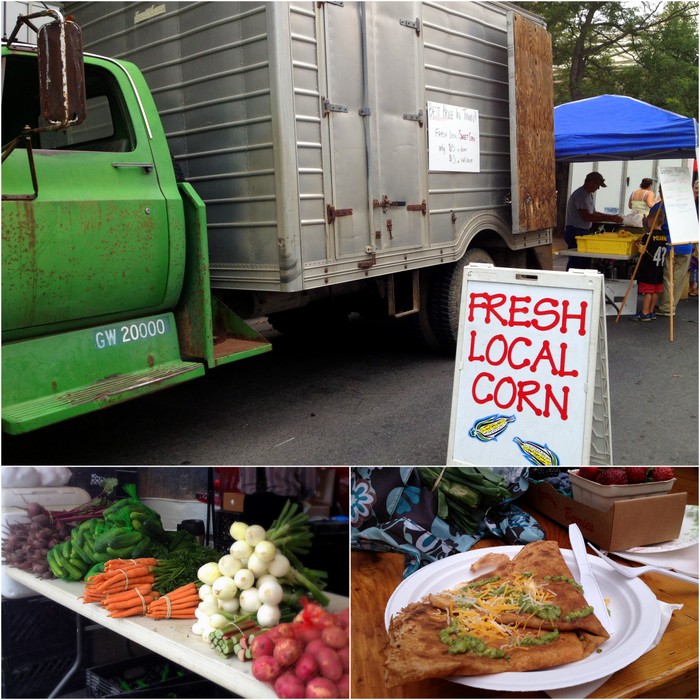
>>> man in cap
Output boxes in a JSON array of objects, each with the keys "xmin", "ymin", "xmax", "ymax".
[{"xmin": 564, "ymin": 171, "xmax": 624, "ymax": 270}]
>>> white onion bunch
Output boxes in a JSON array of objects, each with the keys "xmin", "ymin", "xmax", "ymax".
[
  {"xmin": 192, "ymin": 501, "xmax": 330, "ymax": 642},
  {"xmin": 191, "ymin": 522, "xmax": 292, "ymax": 640}
]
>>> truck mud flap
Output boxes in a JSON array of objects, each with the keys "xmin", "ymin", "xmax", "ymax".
[{"xmin": 2, "ymin": 313, "xmax": 204, "ymax": 434}]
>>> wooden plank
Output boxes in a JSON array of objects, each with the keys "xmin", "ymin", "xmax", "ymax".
[{"xmin": 509, "ymin": 12, "xmax": 557, "ymax": 233}]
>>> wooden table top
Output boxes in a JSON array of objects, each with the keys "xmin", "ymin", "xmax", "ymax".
[{"xmin": 351, "ymin": 489, "xmax": 698, "ymax": 699}]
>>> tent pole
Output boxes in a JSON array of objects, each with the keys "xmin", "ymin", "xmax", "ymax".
[
  {"xmin": 615, "ymin": 248, "xmax": 644, "ymax": 324},
  {"xmin": 669, "ymin": 246, "xmax": 675, "ymax": 342}
]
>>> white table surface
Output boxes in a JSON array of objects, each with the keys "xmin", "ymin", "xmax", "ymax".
[{"xmin": 6, "ymin": 567, "xmax": 348, "ymax": 698}]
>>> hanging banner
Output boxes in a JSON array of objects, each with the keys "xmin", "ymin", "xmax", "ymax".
[
  {"xmin": 657, "ymin": 166, "xmax": 698, "ymax": 245},
  {"xmin": 447, "ymin": 265, "xmax": 612, "ymax": 466},
  {"xmin": 427, "ymin": 101, "xmax": 480, "ymax": 172}
]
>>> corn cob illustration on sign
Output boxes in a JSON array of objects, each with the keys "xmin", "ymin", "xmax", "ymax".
[{"xmin": 447, "ymin": 265, "xmax": 612, "ymax": 466}]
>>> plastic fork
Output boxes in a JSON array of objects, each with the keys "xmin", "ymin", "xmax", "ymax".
[{"xmin": 587, "ymin": 543, "xmax": 698, "ymax": 585}]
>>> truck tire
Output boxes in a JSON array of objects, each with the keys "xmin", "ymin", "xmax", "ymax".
[{"xmin": 428, "ymin": 247, "xmax": 494, "ymax": 352}]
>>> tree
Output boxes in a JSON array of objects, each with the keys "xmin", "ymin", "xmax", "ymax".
[
  {"xmin": 620, "ymin": 4, "xmax": 699, "ymax": 119},
  {"xmin": 518, "ymin": 1, "xmax": 698, "ymax": 118}
]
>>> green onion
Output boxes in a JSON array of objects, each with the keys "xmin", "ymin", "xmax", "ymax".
[
  {"xmin": 265, "ymin": 501, "xmax": 330, "ymax": 607},
  {"xmin": 417, "ymin": 468, "xmax": 511, "ymax": 535}
]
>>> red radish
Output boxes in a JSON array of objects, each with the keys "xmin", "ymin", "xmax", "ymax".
[
  {"xmin": 252, "ymin": 608, "xmax": 351, "ymax": 696},
  {"xmin": 252, "ymin": 655, "xmax": 282, "ymax": 683},
  {"xmin": 305, "ymin": 639, "xmax": 330, "ymax": 658},
  {"xmin": 305, "ymin": 677, "xmax": 338, "ymax": 698},
  {"xmin": 321, "ymin": 625, "xmax": 347, "ymax": 650},
  {"xmin": 276, "ymin": 622, "xmax": 299, "ymax": 638},
  {"xmin": 251, "ymin": 634, "xmax": 276, "ymax": 659},
  {"xmin": 273, "ymin": 637, "xmax": 304, "ymax": 667},
  {"xmin": 296, "ymin": 624, "xmax": 323, "ymax": 644},
  {"xmin": 294, "ymin": 653, "xmax": 318, "ymax": 683},
  {"xmin": 273, "ymin": 672, "xmax": 306, "ymax": 699},
  {"xmin": 261, "ymin": 626, "xmax": 283, "ymax": 643},
  {"xmin": 315, "ymin": 647, "xmax": 343, "ymax": 682}
]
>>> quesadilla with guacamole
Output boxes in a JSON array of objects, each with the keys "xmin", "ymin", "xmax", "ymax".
[{"xmin": 384, "ymin": 540, "xmax": 609, "ymax": 687}]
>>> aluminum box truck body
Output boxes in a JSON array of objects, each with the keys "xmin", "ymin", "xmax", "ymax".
[{"xmin": 2, "ymin": 2, "xmax": 556, "ymax": 433}]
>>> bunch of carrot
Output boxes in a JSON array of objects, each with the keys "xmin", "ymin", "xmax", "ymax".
[
  {"xmin": 83, "ymin": 558, "xmax": 157, "ymax": 616},
  {"xmin": 146, "ymin": 582, "xmax": 200, "ymax": 619},
  {"xmin": 82, "ymin": 558, "xmax": 199, "ymax": 619}
]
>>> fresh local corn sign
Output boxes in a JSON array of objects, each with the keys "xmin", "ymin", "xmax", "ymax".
[{"xmin": 447, "ymin": 265, "xmax": 612, "ymax": 466}]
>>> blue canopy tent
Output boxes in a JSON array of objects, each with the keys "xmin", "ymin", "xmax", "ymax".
[{"xmin": 554, "ymin": 95, "xmax": 698, "ymax": 162}]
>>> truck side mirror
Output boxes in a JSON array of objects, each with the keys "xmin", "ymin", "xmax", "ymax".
[{"xmin": 37, "ymin": 18, "xmax": 87, "ymax": 128}]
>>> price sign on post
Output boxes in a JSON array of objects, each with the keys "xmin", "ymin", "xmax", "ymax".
[
  {"xmin": 657, "ymin": 166, "xmax": 698, "ymax": 244},
  {"xmin": 447, "ymin": 265, "xmax": 612, "ymax": 466}
]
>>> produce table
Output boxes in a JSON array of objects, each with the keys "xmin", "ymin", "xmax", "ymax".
[
  {"xmin": 6, "ymin": 567, "xmax": 348, "ymax": 698},
  {"xmin": 351, "ymin": 498, "xmax": 698, "ymax": 699}
]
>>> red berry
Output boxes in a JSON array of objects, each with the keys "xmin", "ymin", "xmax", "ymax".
[
  {"xmin": 625, "ymin": 467, "xmax": 648, "ymax": 484},
  {"xmin": 650, "ymin": 467, "xmax": 674, "ymax": 482},
  {"xmin": 596, "ymin": 468, "xmax": 628, "ymax": 485},
  {"xmin": 577, "ymin": 467, "xmax": 601, "ymax": 481}
]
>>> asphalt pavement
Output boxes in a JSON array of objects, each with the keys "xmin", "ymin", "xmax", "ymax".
[
  {"xmin": 603, "ymin": 289, "xmax": 698, "ymax": 465},
  {"xmin": 553, "ymin": 236, "xmax": 698, "ymax": 465},
  {"xmin": 2, "ymin": 263, "xmax": 697, "ymax": 466}
]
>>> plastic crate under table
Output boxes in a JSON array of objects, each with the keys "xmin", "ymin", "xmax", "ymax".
[
  {"xmin": 86, "ymin": 652, "xmax": 192, "ymax": 698},
  {"xmin": 2, "ymin": 647, "xmax": 77, "ymax": 698}
]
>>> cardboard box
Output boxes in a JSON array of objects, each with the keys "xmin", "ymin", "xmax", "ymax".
[
  {"xmin": 524, "ymin": 481, "xmax": 687, "ymax": 551},
  {"xmin": 569, "ymin": 470, "xmax": 675, "ymax": 509},
  {"xmin": 222, "ymin": 491, "xmax": 246, "ymax": 513}
]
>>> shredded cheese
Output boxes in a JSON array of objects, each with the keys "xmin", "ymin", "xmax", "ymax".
[{"xmin": 444, "ymin": 573, "xmax": 558, "ymax": 649}]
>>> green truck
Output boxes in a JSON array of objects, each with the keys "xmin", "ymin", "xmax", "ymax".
[{"xmin": 2, "ymin": 3, "xmax": 556, "ymax": 434}]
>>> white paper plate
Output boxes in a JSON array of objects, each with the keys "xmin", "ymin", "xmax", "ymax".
[
  {"xmin": 384, "ymin": 545, "xmax": 660, "ymax": 692},
  {"xmin": 621, "ymin": 505, "xmax": 699, "ymax": 554}
]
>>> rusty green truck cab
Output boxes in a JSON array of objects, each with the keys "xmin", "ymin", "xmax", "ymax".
[{"xmin": 1, "ymin": 15, "xmax": 270, "ymax": 433}]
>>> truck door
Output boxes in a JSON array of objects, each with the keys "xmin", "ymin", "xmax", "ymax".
[
  {"xmin": 507, "ymin": 12, "xmax": 557, "ymax": 233},
  {"xmin": 319, "ymin": 1, "xmax": 427, "ymax": 261},
  {"xmin": 367, "ymin": 1, "xmax": 428, "ymax": 251},
  {"xmin": 2, "ymin": 53, "xmax": 183, "ymax": 339},
  {"xmin": 318, "ymin": 1, "xmax": 374, "ymax": 260}
]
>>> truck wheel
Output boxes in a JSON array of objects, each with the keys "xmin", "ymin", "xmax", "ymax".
[{"xmin": 429, "ymin": 247, "xmax": 494, "ymax": 352}]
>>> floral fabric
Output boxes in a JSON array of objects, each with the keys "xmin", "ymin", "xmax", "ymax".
[{"xmin": 351, "ymin": 467, "xmax": 544, "ymax": 577}]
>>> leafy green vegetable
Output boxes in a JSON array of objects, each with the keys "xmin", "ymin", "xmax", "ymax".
[
  {"xmin": 418, "ymin": 468, "xmax": 511, "ymax": 534},
  {"xmin": 153, "ymin": 544, "xmax": 222, "ymax": 593},
  {"xmin": 267, "ymin": 500, "xmax": 329, "ymax": 606}
]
